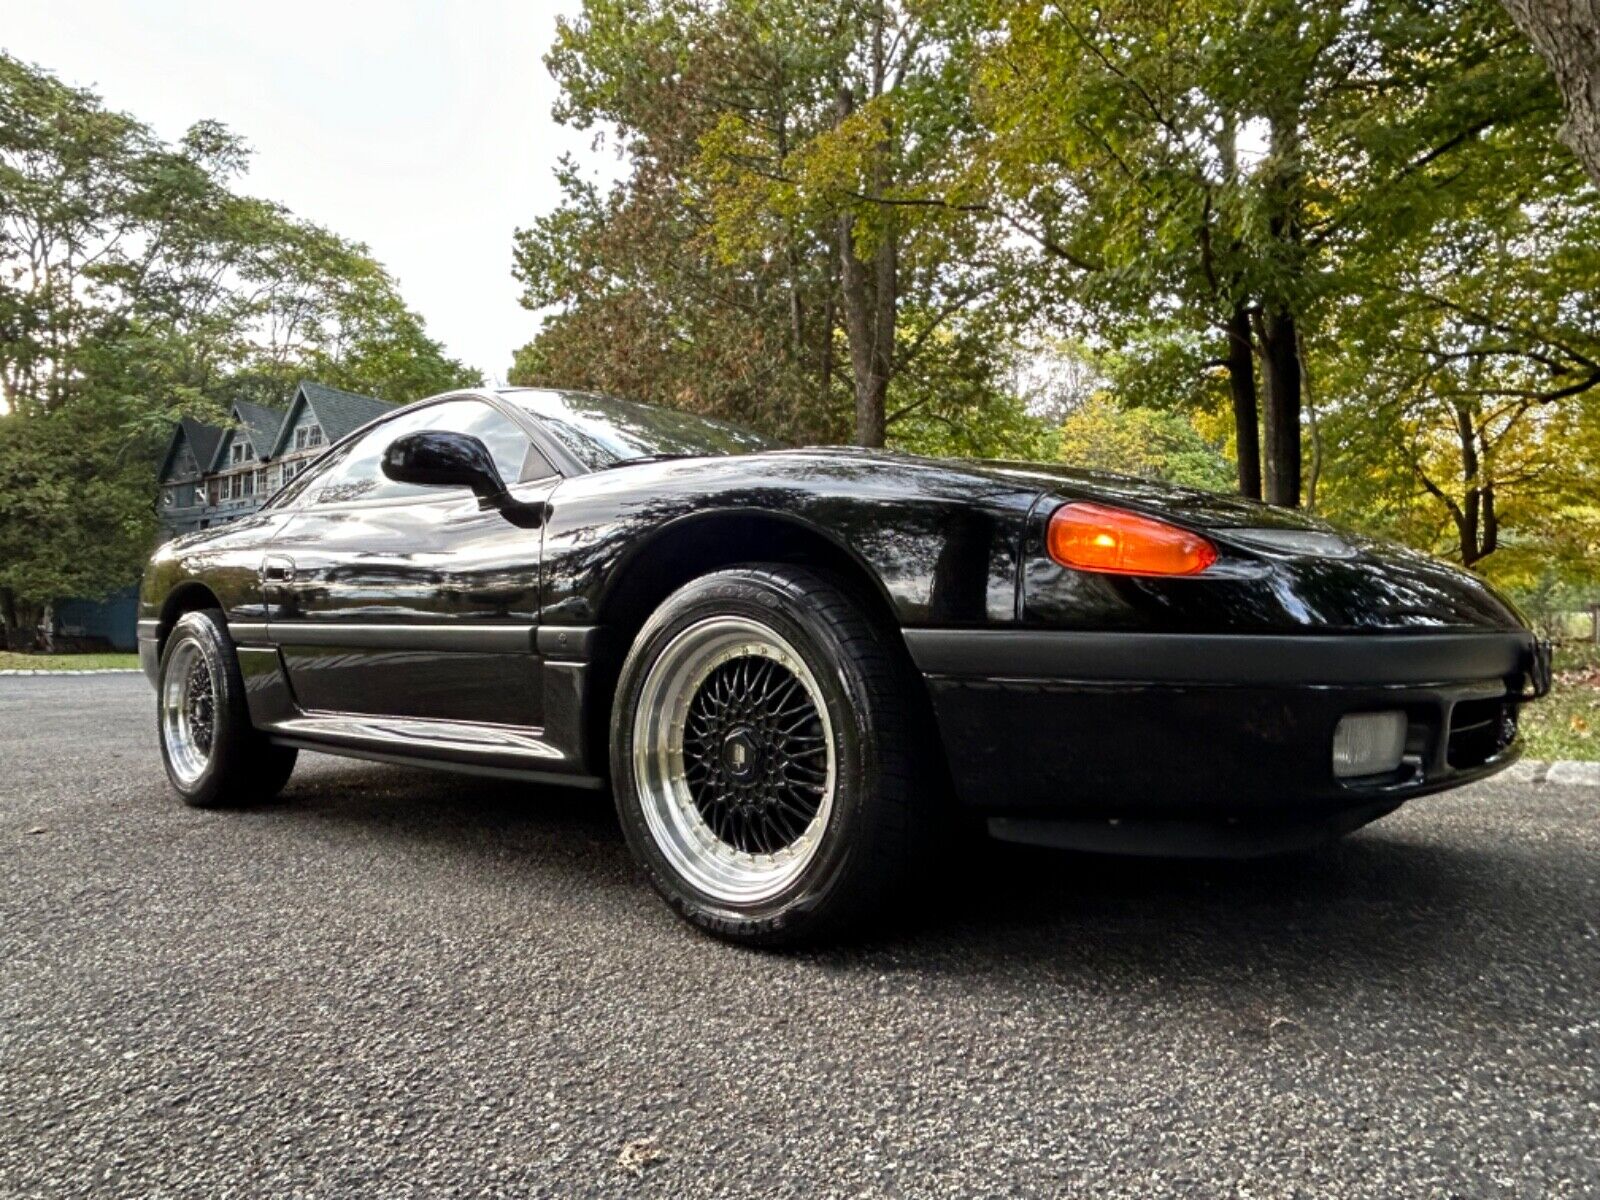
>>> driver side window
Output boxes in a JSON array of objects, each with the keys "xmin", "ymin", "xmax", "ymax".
[{"xmin": 310, "ymin": 399, "xmax": 545, "ymax": 506}]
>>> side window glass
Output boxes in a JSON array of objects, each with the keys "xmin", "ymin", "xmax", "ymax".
[
  {"xmin": 452, "ymin": 401, "xmax": 547, "ymax": 483},
  {"xmin": 309, "ymin": 399, "xmax": 539, "ymax": 506},
  {"xmin": 263, "ymin": 442, "xmax": 352, "ymax": 510}
]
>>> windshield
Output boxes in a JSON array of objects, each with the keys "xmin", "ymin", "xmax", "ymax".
[{"xmin": 501, "ymin": 389, "xmax": 778, "ymax": 469}]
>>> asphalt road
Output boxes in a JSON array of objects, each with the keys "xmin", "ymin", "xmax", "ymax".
[{"xmin": 2, "ymin": 675, "xmax": 1597, "ymax": 1198}]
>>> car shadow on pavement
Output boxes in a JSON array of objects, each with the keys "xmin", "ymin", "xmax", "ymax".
[{"xmin": 254, "ymin": 756, "xmax": 1569, "ymax": 1000}]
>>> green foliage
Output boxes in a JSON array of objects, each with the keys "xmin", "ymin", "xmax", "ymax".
[
  {"xmin": 519, "ymin": 0, "xmax": 1597, "ymax": 578},
  {"xmin": 889, "ymin": 391, "xmax": 1055, "ymax": 461},
  {"xmin": 0, "ymin": 398, "xmax": 162, "ymax": 609},
  {"xmin": 1056, "ymin": 396, "xmax": 1233, "ymax": 491},
  {"xmin": 1518, "ymin": 641, "xmax": 1600, "ymax": 762},
  {"xmin": 0, "ymin": 52, "xmax": 477, "ymax": 619},
  {"xmin": 515, "ymin": 1, "xmax": 1019, "ymax": 448}
]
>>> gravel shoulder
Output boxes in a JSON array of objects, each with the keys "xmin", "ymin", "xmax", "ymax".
[{"xmin": 2, "ymin": 675, "xmax": 1597, "ymax": 1198}]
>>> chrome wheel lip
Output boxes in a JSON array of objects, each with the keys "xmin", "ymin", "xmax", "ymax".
[
  {"xmin": 160, "ymin": 638, "xmax": 217, "ymax": 788},
  {"xmin": 633, "ymin": 615, "xmax": 837, "ymax": 905}
]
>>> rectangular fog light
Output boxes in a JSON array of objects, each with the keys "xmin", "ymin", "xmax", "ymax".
[{"xmin": 1332, "ymin": 711, "xmax": 1407, "ymax": 779}]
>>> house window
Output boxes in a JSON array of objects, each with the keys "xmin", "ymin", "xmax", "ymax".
[
  {"xmin": 295, "ymin": 424, "xmax": 324, "ymax": 450},
  {"xmin": 241, "ymin": 472, "xmax": 254, "ymax": 498},
  {"xmin": 231, "ymin": 441, "xmax": 249, "ymax": 465},
  {"xmin": 162, "ymin": 487, "xmax": 175, "ymax": 507}
]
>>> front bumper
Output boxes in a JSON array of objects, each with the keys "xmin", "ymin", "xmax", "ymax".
[{"xmin": 905, "ymin": 629, "xmax": 1548, "ymax": 820}]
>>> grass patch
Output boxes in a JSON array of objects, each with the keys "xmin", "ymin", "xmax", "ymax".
[
  {"xmin": 1520, "ymin": 641, "xmax": 1600, "ymax": 763},
  {"xmin": 0, "ymin": 651, "xmax": 140, "ymax": 671}
]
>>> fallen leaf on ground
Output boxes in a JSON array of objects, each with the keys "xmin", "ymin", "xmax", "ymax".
[{"xmin": 617, "ymin": 1137, "xmax": 666, "ymax": 1176}]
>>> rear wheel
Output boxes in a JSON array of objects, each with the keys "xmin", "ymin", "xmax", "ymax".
[
  {"xmin": 158, "ymin": 610, "xmax": 296, "ymax": 808},
  {"xmin": 611, "ymin": 565, "xmax": 925, "ymax": 945}
]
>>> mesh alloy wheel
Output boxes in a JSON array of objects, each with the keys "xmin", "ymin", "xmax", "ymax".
[
  {"xmin": 631, "ymin": 615, "xmax": 837, "ymax": 904},
  {"xmin": 160, "ymin": 638, "xmax": 218, "ymax": 787},
  {"xmin": 156, "ymin": 609, "xmax": 298, "ymax": 808}
]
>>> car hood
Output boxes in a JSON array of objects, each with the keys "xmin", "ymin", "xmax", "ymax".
[
  {"xmin": 761, "ymin": 449, "xmax": 1525, "ymax": 631},
  {"xmin": 767, "ymin": 448, "xmax": 1323, "ymax": 530},
  {"xmin": 939, "ymin": 458, "xmax": 1327, "ymax": 532}
]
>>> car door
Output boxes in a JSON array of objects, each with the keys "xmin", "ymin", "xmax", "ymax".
[{"xmin": 263, "ymin": 396, "xmax": 559, "ymax": 726}]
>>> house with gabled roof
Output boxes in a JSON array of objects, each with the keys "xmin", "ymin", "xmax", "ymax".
[
  {"xmin": 155, "ymin": 380, "xmax": 397, "ymax": 537},
  {"xmin": 203, "ymin": 398, "xmax": 286, "ymax": 522},
  {"xmin": 156, "ymin": 417, "xmax": 226, "ymax": 535},
  {"xmin": 268, "ymin": 380, "xmax": 398, "ymax": 460}
]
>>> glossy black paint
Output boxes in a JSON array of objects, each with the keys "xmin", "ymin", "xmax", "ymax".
[
  {"xmin": 261, "ymin": 480, "xmax": 557, "ymax": 724},
  {"xmin": 923, "ymin": 658, "xmax": 1525, "ymax": 821},
  {"xmin": 383, "ymin": 428, "xmax": 507, "ymax": 495},
  {"xmin": 536, "ymin": 449, "xmax": 1035, "ymax": 629},
  {"xmin": 139, "ymin": 387, "xmax": 1543, "ymax": 825}
]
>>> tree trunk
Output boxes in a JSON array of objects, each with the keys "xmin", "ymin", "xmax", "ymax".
[
  {"xmin": 820, "ymin": 293, "xmax": 836, "ymax": 401},
  {"xmin": 1223, "ymin": 304, "xmax": 1262, "ymax": 501},
  {"xmin": 1450, "ymin": 400, "xmax": 1501, "ymax": 567},
  {"xmin": 1256, "ymin": 95, "xmax": 1307, "ymax": 509},
  {"xmin": 0, "ymin": 587, "xmax": 16, "ymax": 650},
  {"xmin": 832, "ymin": 75, "xmax": 896, "ymax": 449},
  {"xmin": 1501, "ymin": 0, "xmax": 1600, "ymax": 188},
  {"xmin": 1416, "ymin": 398, "xmax": 1499, "ymax": 568},
  {"xmin": 1260, "ymin": 307, "xmax": 1302, "ymax": 507},
  {"xmin": 1299, "ymin": 327, "xmax": 1323, "ymax": 511},
  {"xmin": 38, "ymin": 600, "xmax": 56, "ymax": 653},
  {"xmin": 837, "ymin": 214, "xmax": 893, "ymax": 447}
]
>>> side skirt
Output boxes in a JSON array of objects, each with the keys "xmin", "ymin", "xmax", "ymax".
[
  {"xmin": 268, "ymin": 735, "xmax": 606, "ymax": 790},
  {"xmin": 262, "ymin": 710, "xmax": 605, "ymax": 790}
]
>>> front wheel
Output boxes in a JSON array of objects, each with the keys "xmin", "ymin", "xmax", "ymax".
[
  {"xmin": 611, "ymin": 565, "xmax": 927, "ymax": 945},
  {"xmin": 158, "ymin": 609, "xmax": 297, "ymax": 808}
]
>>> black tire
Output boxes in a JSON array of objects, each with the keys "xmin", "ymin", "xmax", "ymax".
[
  {"xmin": 611, "ymin": 565, "xmax": 926, "ymax": 946},
  {"xmin": 157, "ymin": 609, "xmax": 297, "ymax": 808}
]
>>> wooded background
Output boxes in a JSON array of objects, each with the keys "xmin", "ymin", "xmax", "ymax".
[
  {"xmin": 3, "ymin": 0, "xmax": 1598, "ymax": 641},
  {"xmin": 509, "ymin": 0, "xmax": 1599, "ymax": 610}
]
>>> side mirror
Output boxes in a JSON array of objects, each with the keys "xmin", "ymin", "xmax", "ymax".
[
  {"xmin": 382, "ymin": 430, "xmax": 505, "ymax": 497},
  {"xmin": 381, "ymin": 430, "xmax": 544, "ymax": 527}
]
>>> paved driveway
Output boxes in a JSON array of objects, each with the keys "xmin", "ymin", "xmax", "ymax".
[{"xmin": 2, "ymin": 675, "xmax": 1597, "ymax": 1197}]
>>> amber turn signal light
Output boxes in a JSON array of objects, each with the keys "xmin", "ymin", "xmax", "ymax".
[{"xmin": 1047, "ymin": 502, "xmax": 1217, "ymax": 577}]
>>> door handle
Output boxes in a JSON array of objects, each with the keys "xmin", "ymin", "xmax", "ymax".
[{"xmin": 261, "ymin": 556, "xmax": 295, "ymax": 583}]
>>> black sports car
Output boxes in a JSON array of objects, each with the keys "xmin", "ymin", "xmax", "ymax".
[{"xmin": 140, "ymin": 388, "xmax": 1551, "ymax": 943}]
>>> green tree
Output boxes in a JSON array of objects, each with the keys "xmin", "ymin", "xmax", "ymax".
[
  {"xmin": 1314, "ymin": 156, "xmax": 1600, "ymax": 574},
  {"xmin": 1056, "ymin": 394, "xmax": 1233, "ymax": 491},
  {"xmin": 0, "ymin": 53, "xmax": 477, "ymax": 644},
  {"xmin": 515, "ymin": 0, "xmax": 1027, "ymax": 451},
  {"xmin": 514, "ymin": 0, "xmax": 1597, "ymax": 577},
  {"xmin": 955, "ymin": 0, "xmax": 1563, "ymax": 508}
]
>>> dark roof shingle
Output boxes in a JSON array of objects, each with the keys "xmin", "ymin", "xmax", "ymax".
[
  {"xmin": 297, "ymin": 381, "xmax": 397, "ymax": 442},
  {"xmin": 159, "ymin": 417, "xmax": 225, "ymax": 482},
  {"xmin": 268, "ymin": 380, "xmax": 397, "ymax": 456},
  {"xmin": 230, "ymin": 401, "xmax": 286, "ymax": 463}
]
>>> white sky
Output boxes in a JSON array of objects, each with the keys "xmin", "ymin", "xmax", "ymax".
[{"xmin": 2, "ymin": 0, "xmax": 611, "ymax": 383}]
